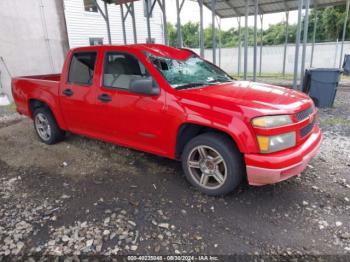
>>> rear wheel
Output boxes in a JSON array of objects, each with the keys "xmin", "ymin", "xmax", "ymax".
[
  {"xmin": 33, "ymin": 107, "xmax": 65, "ymax": 145},
  {"xmin": 182, "ymin": 133, "xmax": 244, "ymax": 196}
]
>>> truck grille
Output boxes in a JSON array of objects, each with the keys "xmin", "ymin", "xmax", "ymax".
[
  {"xmin": 300, "ymin": 119, "xmax": 315, "ymax": 138},
  {"xmin": 296, "ymin": 106, "xmax": 313, "ymax": 122}
]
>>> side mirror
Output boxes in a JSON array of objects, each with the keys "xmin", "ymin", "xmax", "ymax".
[{"xmin": 129, "ymin": 77, "xmax": 160, "ymax": 96}]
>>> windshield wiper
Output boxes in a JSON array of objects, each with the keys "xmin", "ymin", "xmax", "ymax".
[{"xmin": 175, "ymin": 82, "xmax": 211, "ymax": 90}]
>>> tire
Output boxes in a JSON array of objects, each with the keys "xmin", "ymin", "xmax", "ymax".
[
  {"xmin": 33, "ymin": 107, "xmax": 65, "ymax": 145},
  {"xmin": 181, "ymin": 132, "xmax": 244, "ymax": 196}
]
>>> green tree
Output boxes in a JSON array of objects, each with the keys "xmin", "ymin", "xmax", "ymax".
[
  {"xmin": 167, "ymin": 22, "xmax": 177, "ymax": 47},
  {"xmin": 204, "ymin": 26, "xmax": 213, "ymax": 48},
  {"xmin": 220, "ymin": 28, "xmax": 238, "ymax": 47},
  {"xmin": 306, "ymin": 5, "xmax": 350, "ymax": 42},
  {"xmin": 182, "ymin": 22, "xmax": 199, "ymax": 48},
  {"xmin": 262, "ymin": 22, "xmax": 297, "ymax": 45},
  {"xmin": 322, "ymin": 6, "xmax": 345, "ymax": 40}
]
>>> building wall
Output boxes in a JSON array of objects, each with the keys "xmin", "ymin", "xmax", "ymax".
[
  {"xmin": 196, "ymin": 41, "xmax": 350, "ymax": 75},
  {"xmin": 63, "ymin": 0, "xmax": 165, "ymax": 48},
  {"xmin": 0, "ymin": 0, "xmax": 69, "ymax": 101}
]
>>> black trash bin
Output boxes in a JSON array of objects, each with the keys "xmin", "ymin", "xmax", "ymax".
[{"xmin": 302, "ymin": 68, "xmax": 342, "ymax": 108}]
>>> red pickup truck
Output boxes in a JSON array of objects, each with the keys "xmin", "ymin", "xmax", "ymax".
[{"xmin": 12, "ymin": 44, "xmax": 322, "ymax": 195}]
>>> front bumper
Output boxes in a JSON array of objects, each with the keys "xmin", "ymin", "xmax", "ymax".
[{"xmin": 245, "ymin": 127, "xmax": 322, "ymax": 186}]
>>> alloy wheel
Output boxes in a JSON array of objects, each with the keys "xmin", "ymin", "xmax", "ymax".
[
  {"xmin": 187, "ymin": 145, "xmax": 227, "ymax": 190},
  {"xmin": 35, "ymin": 113, "xmax": 52, "ymax": 141}
]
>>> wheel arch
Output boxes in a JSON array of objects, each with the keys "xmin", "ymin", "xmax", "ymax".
[
  {"xmin": 29, "ymin": 98, "xmax": 55, "ymax": 117},
  {"xmin": 28, "ymin": 98, "xmax": 66, "ymax": 130},
  {"xmin": 175, "ymin": 122, "xmax": 243, "ymax": 159}
]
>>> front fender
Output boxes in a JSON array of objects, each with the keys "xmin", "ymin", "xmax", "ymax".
[{"xmin": 184, "ymin": 113, "xmax": 258, "ymax": 153}]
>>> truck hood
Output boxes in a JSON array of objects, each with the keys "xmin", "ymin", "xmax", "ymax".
[{"xmin": 177, "ymin": 81, "xmax": 312, "ymax": 115}]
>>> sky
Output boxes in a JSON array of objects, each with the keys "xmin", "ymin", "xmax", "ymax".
[{"xmin": 165, "ymin": 0, "xmax": 300, "ymax": 30}]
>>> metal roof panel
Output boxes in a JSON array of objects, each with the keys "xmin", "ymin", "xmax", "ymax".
[{"xmin": 202, "ymin": 0, "xmax": 346, "ymax": 18}]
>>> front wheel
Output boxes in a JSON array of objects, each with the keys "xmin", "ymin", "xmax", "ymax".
[{"xmin": 181, "ymin": 133, "xmax": 244, "ymax": 196}]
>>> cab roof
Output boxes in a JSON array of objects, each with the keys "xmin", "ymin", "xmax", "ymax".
[{"xmin": 71, "ymin": 44, "xmax": 194, "ymax": 60}]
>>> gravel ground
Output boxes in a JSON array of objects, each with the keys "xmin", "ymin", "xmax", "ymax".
[{"xmin": 0, "ymin": 85, "xmax": 349, "ymax": 259}]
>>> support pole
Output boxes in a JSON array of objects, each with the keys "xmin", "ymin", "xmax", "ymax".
[
  {"xmin": 145, "ymin": 0, "xmax": 152, "ymax": 43},
  {"xmin": 161, "ymin": 0, "xmax": 168, "ymax": 45},
  {"xmin": 237, "ymin": 17, "xmax": 241, "ymax": 76},
  {"xmin": 259, "ymin": 14, "xmax": 263, "ymax": 77},
  {"xmin": 211, "ymin": 0, "xmax": 217, "ymax": 64},
  {"xmin": 120, "ymin": 2, "xmax": 137, "ymax": 44},
  {"xmin": 253, "ymin": 0, "xmax": 258, "ymax": 81},
  {"xmin": 131, "ymin": 2, "xmax": 137, "ymax": 44},
  {"xmin": 339, "ymin": 0, "xmax": 350, "ymax": 68},
  {"xmin": 310, "ymin": 0, "xmax": 317, "ymax": 67},
  {"xmin": 300, "ymin": 0, "xmax": 310, "ymax": 86},
  {"xmin": 283, "ymin": 11, "xmax": 289, "ymax": 77},
  {"xmin": 244, "ymin": 0, "xmax": 249, "ymax": 80},
  {"xmin": 217, "ymin": 17, "xmax": 222, "ymax": 67},
  {"xmin": 95, "ymin": 1, "xmax": 111, "ymax": 44},
  {"xmin": 175, "ymin": 0, "xmax": 183, "ymax": 47},
  {"xmin": 292, "ymin": 0, "xmax": 304, "ymax": 89},
  {"xmin": 120, "ymin": 4, "xmax": 127, "ymax": 44},
  {"xmin": 104, "ymin": 2, "xmax": 111, "ymax": 44},
  {"xmin": 199, "ymin": 0, "xmax": 204, "ymax": 57},
  {"xmin": 334, "ymin": 39, "xmax": 339, "ymax": 68}
]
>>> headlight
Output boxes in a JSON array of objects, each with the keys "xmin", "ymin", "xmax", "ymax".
[
  {"xmin": 252, "ymin": 115, "xmax": 292, "ymax": 128},
  {"xmin": 257, "ymin": 132, "xmax": 296, "ymax": 153}
]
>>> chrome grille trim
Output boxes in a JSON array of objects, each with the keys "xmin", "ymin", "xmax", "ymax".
[
  {"xmin": 296, "ymin": 106, "xmax": 313, "ymax": 122},
  {"xmin": 300, "ymin": 119, "xmax": 315, "ymax": 138}
]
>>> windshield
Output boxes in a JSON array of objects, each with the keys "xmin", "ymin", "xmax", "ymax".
[{"xmin": 147, "ymin": 54, "xmax": 233, "ymax": 90}]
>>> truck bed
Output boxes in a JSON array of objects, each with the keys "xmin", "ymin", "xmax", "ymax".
[
  {"xmin": 12, "ymin": 74, "xmax": 61, "ymax": 117},
  {"xmin": 14, "ymin": 73, "xmax": 61, "ymax": 82}
]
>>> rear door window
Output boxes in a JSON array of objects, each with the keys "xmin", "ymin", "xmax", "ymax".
[{"xmin": 68, "ymin": 52, "xmax": 97, "ymax": 85}]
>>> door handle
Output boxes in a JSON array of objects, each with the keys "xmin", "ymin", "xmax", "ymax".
[
  {"xmin": 63, "ymin": 88, "xmax": 74, "ymax": 97},
  {"xmin": 98, "ymin": 93, "xmax": 112, "ymax": 103}
]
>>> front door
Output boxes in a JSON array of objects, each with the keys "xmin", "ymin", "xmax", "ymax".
[
  {"xmin": 94, "ymin": 51, "xmax": 168, "ymax": 155},
  {"xmin": 59, "ymin": 51, "xmax": 98, "ymax": 136}
]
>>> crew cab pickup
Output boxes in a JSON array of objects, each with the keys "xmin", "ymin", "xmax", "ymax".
[{"xmin": 12, "ymin": 44, "xmax": 322, "ymax": 195}]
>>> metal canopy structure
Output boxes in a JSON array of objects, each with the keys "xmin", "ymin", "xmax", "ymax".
[
  {"xmin": 201, "ymin": 0, "xmax": 349, "ymax": 88},
  {"xmin": 202, "ymin": 0, "xmax": 346, "ymax": 18},
  {"xmin": 99, "ymin": 0, "xmax": 168, "ymax": 45},
  {"xmin": 97, "ymin": 0, "xmax": 349, "ymax": 90}
]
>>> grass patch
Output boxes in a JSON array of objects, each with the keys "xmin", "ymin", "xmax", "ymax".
[
  {"xmin": 341, "ymin": 75, "xmax": 350, "ymax": 81},
  {"xmin": 229, "ymin": 73, "xmax": 349, "ymax": 81},
  {"xmin": 1, "ymin": 103, "xmax": 16, "ymax": 112},
  {"xmin": 319, "ymin": 117, "xmax": 350, "ymax": 126},
  {"xmin": 229, "ymin": 73, "xmax": 296, "ymax": 81}
]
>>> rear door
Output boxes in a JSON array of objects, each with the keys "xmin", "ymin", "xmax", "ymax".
[{"xmin": 59, "ymin": 51, "xmax": 98, "ymax": 136}]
